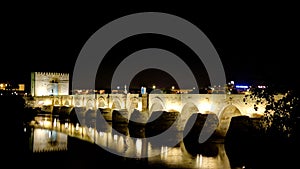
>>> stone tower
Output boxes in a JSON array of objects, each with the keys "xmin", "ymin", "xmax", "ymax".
[{"xmin": 30, "ymin": 72, "xmax": 69, "ymax": 96}]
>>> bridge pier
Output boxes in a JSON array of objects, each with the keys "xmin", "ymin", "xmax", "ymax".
[
  {"xmin": 183, "ymin": 113, "xmax": 219, "ymax": 143},
  {"xmin": 145, "ymin": 110, "xmax": 180, "ymax": 137}
]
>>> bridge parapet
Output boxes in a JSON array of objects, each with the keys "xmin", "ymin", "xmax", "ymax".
[
  {"xmin": 147, "ymin": 94, "xmax": 264, "ymax": 117},
  {"xmin": 25, "ymin": 93, "xmax": 140, "ymax": 111},
  {"xmin": 24, "ymin": 93, "xmax": 269, "ymax": 117}
]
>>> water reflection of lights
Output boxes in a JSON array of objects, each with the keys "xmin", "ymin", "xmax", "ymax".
[
  {"xmin": 147, "ymin": 142, "xmax": 152, "ymax": 157},
  {"xmin": 99, "ymin": 131, "xmax": 104, "ymax": 137},
  {"xmin": 65, "ymin": 122, "xmax": 69, "ymax": 129},
  {"xmin": 75, "ymin": 123, "xmax": 79, "ymax": 130},
  {"xmin": 196, "ymin": 154, "xmax": 203, "ymax": 168},
  {"xmin": 135, "ymin": 139, "xmax": 142, "ymax": 157},
  {"xmin": 28, "ymin": 117, "xmax": 232, "ymax": 168},
  {"xmin": 160, "ymin": 146, "xmax": 183, "ymax": 164},
  {"xmin": 116, "ymin": 136, "xmax": 124, "ymax": 153},
  {"xmin": 161, "ymin": 146, "xmax": 168, "ymax": 160},
  {"xmin": 53, "ymin": 118, "xmax": 57, "ymax": 127},
  {"xmin": 35, "ymin": 115, "xmax": 52, "ymax": 128},
  {"xmin": 113, "ymin": 134, "xmax": 118, "ymax": 141},
  {"xmin": 32, "ymin": 128, "xmax": 67, "ymax": 152}
]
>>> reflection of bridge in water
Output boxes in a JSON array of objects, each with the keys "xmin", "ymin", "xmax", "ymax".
[
  {"xmin": 25, "ymin": 93, "xmax": 269, "ymax": 138},
  {"xmin": 27, "ymin": 120, "xmax": 232, "ymax": 169}
]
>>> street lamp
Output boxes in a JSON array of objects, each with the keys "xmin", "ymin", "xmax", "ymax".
[{"xmin": 152, "ymin": 85, "xmax": 156, "ymax": 89}]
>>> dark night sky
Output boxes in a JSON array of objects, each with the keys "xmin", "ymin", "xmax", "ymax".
[{"xmin": 1, "ymin": 3, "xmax": 299, "ymax": 91}]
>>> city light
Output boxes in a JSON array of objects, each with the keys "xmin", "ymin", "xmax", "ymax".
[
  {"xmin": 235, "ymin": 85, "xmax": 249, "ymax": 89},
  {"xmin": 152, "ymin": 85, "xmax": 156, "ymax": 89}
]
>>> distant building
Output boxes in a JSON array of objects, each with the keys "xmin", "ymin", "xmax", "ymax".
[
  {"xmin": 30, "ymin": 72, "xmax": 69, "ymax": 96},
  {"xmin": 0, "ymin": 82, "xmax": 25, "ymax": 96}
]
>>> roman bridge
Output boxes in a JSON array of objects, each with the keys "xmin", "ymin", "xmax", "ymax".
[{"xmin": 25, "ymin": 93, "xmax": 268, "ymax": 138}]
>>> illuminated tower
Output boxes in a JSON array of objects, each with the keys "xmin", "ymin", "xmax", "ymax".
[{"xmin": 30, "ymin": 72, "xmax": 69, "ymax": 96}]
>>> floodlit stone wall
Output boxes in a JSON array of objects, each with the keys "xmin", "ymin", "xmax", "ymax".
[{"xmin": 31, "ymin": 72, "xmax": 69, "ymax": 96}]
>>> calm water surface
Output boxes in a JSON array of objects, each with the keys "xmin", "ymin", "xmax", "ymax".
[{"xmin": 19, "ymin": 116, "xmax": 298, "ymax": 169}]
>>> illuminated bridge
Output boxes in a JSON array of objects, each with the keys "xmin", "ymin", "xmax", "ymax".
[{"xmin": 24, "ymin": 93, "xmax": 276, "ymax": 138}]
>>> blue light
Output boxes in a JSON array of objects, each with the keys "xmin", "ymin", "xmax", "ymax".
[{"xmin": 235, "ymin": 85, "xmax": 249, "ymax": 89}]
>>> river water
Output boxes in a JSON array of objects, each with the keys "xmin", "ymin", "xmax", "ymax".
[{"xmin": 16, "ymin": 115, "xmax": 298, "ymax": 169}]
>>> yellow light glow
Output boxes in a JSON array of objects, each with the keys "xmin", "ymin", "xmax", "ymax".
[
  {"xmin": 75, "ymin": 123, "xmax": 79, "ymax": 130},
  {"xmin": 0, "ymin": 83, "xmax": 4, "ymax": 90},
  {"xmin": 199, "ymin": 99, "xmax": 211, "ymax": 113},
  {"xmin": 116, "ymin": 136, "xmax": 124, "ymax": 153},
  {"xmin": 196, "ymin": 154, "xmax": 203, "ymax": 168},
  {"xmin": 65, "ymin": 122, "xmax": 69, "ymax": 129},
  {"xmin": 166, "ymin": 104, "xmax": 180, "ymax": 112},
  {"xmin": 18, "ymin": 84, "xmax": 25, "ymax": 91},
  {"xmin": 147, "ymin": 142, "xmax": 152, "ymax": 157},
  {"xmin": 44, "ymin": 99, "xmax": 53, "ymax": 105},
  {"xmin": 113, "ymin": 134, "xmax": 118, "ymax": 141},
  {"xmin": 33, "ymin": 129, "xmax": 68, "ymax": 152},
  {"xmin": 53, "ymin": 118, "xmax": 57, "ymax": 127},
  {"xmin": 42, "ymin": 120, "xmax": 52, "ymax": 128},
  {"xmin": 161, "ymin": 146, "xmax": 168, "ymax": 160},
  {"xmin": 99, "ymin": 131, "xmax": 104, "ymax": 137},
  {"xmin": 161, "ymin": 146, "xmax": 183, "ymax": 163},
  {"xmin": 137, "ymin": 102, "xmax": 142, "ymax": 111},
  {"xmin": 136, "ymin": 138, "xmax": 142, "ymax": 157}
]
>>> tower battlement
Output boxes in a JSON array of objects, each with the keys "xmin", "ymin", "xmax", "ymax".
[{"xmin": 35, "ymin": 72, "xmax": 69, "ymax": 79}]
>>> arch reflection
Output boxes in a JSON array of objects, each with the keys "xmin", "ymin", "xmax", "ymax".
[{"xmin": 28, "ymin": 116, "xmax": 243, "ymax": 169}]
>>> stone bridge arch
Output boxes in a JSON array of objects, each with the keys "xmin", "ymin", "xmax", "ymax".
[
  {"xmin": 149, "ymin": 97, "xmax": 166, "ymax": 117},
  {"xmin": 178, "ymin": 102, "xmax": 199, "ymax": 131},
  {"xmin": 215, "ymin": 104, "xmax": 242, "ymax": 138},
  {"xmin": 127, "ymin": 96, "xmax": 139, "ymax": 114},
  {"xmin": 86, "ymin": 99, "xmax": 94, "ymax": 110},
  {"xmin": 74, "ymin": 95, "xmax": 83, "ymax": 107},
  {"xmin": 64, "ymin": 100, "xmax": 70, "ymax": 106},
  {"xmin": 111, "ymin": 97, "xmax": 122, "ymax": 110},
  {"xmin": 97, "ymin": 96, "xmax": 107, "ymax": 108}
]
